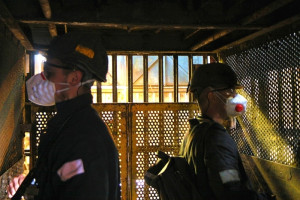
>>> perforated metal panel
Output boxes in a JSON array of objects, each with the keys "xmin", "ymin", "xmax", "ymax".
[
  {"xmin": 222, "ymin": 31, "xmax": 300, "ymax": 167},
  {"xmin": 34, "ymin": 111, "xmax": 56, "ymax": 151},
  {"xmin": 93, "ymin": 104, "xmax": 128, "ymax": 199},
  {"xmin": 30, "ymin": 103, "xmax": 198, "ymax": 200},
  {"xmin": 131, "ymin": 103, "xmax": 199, "ymax": 200}
]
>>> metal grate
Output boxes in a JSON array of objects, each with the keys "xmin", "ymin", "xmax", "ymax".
[
  {"xmin": 131, "ymin": 103, "xmax": 199, "ymax": 200},
  {"xmin": 34, "ymin": 111, "xmax": 56, "ymax": 153},
  {"xmin": 223, "ymin": 31, "xmax": 300, "ymax": 167},
  {"xmin": 30, "ymin": 103, "xmax": 199, "ymax": 200}
]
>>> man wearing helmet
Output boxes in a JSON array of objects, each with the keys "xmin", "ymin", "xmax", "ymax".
[
  {"xmin": 7, "ymin": 34, "xmax": 120, "ymax": 200},
  {"xmin": 180, "ymin": 63, "xmax": 272, "ymax": 200}
]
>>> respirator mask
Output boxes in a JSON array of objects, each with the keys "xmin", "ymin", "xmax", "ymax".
[
  {"xmin": 214, "ymin": 91, "xmax": 248, "ymax": 129},
  {"xmin": 225, "ymin": 94, "xmax": 247, "ymax": 117},
  {"xmin": 26, "ymin": 72, "xmax": 94, "ymax": 106}
]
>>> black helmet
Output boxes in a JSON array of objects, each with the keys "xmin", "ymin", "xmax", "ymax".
[
  {"xmin": 47, "ymin": 33, "xmax": 108, "ymax": 82},
  {"xmin": 188, "ymin": 63, "xmax": 242, "ymax": 94}
]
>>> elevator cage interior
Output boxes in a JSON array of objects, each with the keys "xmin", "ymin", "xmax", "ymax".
[
  {"xmin": 25, "ymin": 30, "xmax": 300, "ymax": 199},
  {"xmin": 0, "ymin": 0, "xmax": 300, "ymax": 199}
]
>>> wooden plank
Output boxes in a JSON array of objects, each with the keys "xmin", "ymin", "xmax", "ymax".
[
  {"xmin": 0, "ymin": 1, "xmax": 34, "ymax": 50},
  {"xmin": 190, "ymin": 0, "xmax": 295, "ymax": 50},
  {"xmin": 39, "ymin": 0, "xmax": 51, "ymax": 19},
  {"xmin": 106, "ymin": 51, "xmax": 216, "ymax": 54},
  {"xmin": 191, "ymin": 30, "xmax": 232, "ymax": 50},
  {"xmin": 214, "ymin": 14, "xmax": 300, "ymax": 52},
  {"xmin": 19, "ymin": 19, "xmax": 263, "ymax": 31},
  {"xmin": 184, "ymin": 28, "xmax": 201, "ymax": 40},
  {"xmin": 39, "ymin": 0, "xmax": 57, "ymax": 37}
]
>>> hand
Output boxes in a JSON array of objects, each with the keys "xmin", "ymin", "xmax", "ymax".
[{"xmin": 7, "ymin": 174, "xmax": 25, "ymax": 198}]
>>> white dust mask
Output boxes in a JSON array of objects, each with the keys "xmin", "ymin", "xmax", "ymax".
[
  {"xmin": 26, "ymin": 73, "xmax": 94, "ymax": 106},
  {"xmin": 225, "ymin": 94, "xmax": 247, "ymax": 117}
]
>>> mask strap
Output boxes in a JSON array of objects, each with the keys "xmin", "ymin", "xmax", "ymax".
[
  {"xmin": 56, "ymin": 87, "xmax": 70, "ymax": 93},
  {"xmin": 80, "ymin": 79, "xmax": 95, "ymax": 86},
  {"xmin": 213, "ymin": 91, "xmax": 227, "ymax": 104},
  {"xmin": 55, "ymin": 79, "xmax": 95, "ymax": 94}
]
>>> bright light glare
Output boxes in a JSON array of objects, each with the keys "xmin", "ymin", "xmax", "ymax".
[{"xmin": 34, "ymin": 54, "xmax": 46, "ymax": 75}]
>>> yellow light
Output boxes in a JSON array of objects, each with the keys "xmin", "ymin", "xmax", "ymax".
[
  {"xmin": 237, "ymin": 89, "xmax": 294, "ymax": 165},
  {"xmin": 24, "ymin": 132, "xmax": 30, "ymax": 150}
]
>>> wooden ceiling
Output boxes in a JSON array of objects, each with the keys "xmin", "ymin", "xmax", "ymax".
[{"xmin": 1, "ymin": 0, "xmax": 299, "ymax": 53}]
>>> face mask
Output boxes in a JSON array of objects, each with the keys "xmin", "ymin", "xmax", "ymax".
[
  {"xmin": 214, "ymin": 92, "xmax": 247, "ymax": 117},
  {"xmin": 225, "ymin": 94, "xmax": 247, "ymax": 117},
  {"xmin": 26, "ymin": 73, "xmax": 94, "ymax": 106}
]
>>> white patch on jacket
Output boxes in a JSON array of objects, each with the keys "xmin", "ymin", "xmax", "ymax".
[{"xmin": 57, "ymin": 159, "xmax": 85, "ymax": 181}]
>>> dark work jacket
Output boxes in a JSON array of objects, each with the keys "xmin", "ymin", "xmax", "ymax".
[
  {"xmin": 35, "ymin": 93, "xmax": 120, "ymax": 200},
  {"xmin": 180, "ymin": 116, "xmax": 259, "ymax": 200}
]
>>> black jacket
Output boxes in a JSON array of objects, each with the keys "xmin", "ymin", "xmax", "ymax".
[
  {"xmin": 35, "ymin": 93, "xmax": 120, "ymax": 200},
  {"xmin": 180, "ymin": 116, "xmax": 259, "ymax": 200}
]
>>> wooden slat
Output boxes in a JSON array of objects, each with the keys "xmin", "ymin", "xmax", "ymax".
[{"xmin": 0, "ymin": 1, "xmax": 34, "ymax": 50}]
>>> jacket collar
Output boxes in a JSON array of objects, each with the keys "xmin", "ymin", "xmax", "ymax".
[{"xmin": 55, "ymin": 93, "xmax": 93, "ymax": 115}]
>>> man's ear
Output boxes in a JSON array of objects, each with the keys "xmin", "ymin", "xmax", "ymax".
[
  {"xmin": 203, "ymin": 87, "xmax": 213, "ymax": 99},
  {"xmin": 68, "ymin": 70, "xmax": 83, "ymax": 86},
  {"xmin": 207, "ymin": 91, "xmax": 214, "ymax": 101}
]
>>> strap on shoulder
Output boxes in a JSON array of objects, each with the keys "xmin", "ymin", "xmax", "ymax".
[{"xmin": 189, "ymin": 116, "xmax": 214, "ymax": 131}]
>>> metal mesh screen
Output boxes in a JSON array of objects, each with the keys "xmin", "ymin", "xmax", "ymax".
[
  {"xmin": 131, "ymin": 103, "xmax": 199, "ymax": 200},
  {"xmin": 222, "ymin": 31, "xmax": 300, "ymax": 167}
]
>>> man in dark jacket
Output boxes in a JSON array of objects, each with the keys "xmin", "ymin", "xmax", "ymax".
[
  {"xmin": 7, "ymin": 34, "xmax": 120, "ymax": 200},
  {"xmin": 180, "ymin": 63, "xmax": 272, "ymax": 200}
]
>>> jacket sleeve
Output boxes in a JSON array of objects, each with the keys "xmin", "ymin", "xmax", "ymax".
[
  {"xmin": 204, "ymin": 126, "xmax": 259, "ymax": 200},
  {"xmin": 52, "ymin": 134, "xmax": 119, "ymax": 200}
]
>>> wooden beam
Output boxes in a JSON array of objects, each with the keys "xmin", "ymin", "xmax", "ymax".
[
  {"xmin": 64, "ymin": 24, "xmax": 68, "ymax": 33},
  {"xmin": 143, "ymin": 55, "xmax": 148, "ymax": 102},
  {"xmin": 190, "ymin": 30, "xmax": 232, "ymax": 50},
  {"xmin": 190, "ymin": 0, "xmax": 295, "ymax": 50},
  {"xmin": 19, "ymin": 19, "xmax": 263, "ymax": 31},
  {"xmin": 155, "ymin": 28, "xmax": 162, "ymax": 34},
  {"xmin": 240, "ymin": 0, "xmax": 295, "ymax": 25},
  {"xmin": 48, "ymin": 23, "xmax": 57, "ymax": 37},
  {"xmin": 106, "ymin": 51, "xmax": 215, "ymax": 54},
  {"xmin": 38, "ymin": 0, "xmax": 57, "ymax": 37},
  {"xmin": 0, "ymin": 1, "xmax": 34, "ymax": 50},
  {"xmin": 214, "ymin": 14, "xmax": 300, "ymax": 52},
  {"xmin": 184, "ymin": 28, "xmax": 201, "ymax": 40},
  {"xmin": 39, "ymin": 0, "xmax": 51, "ymax": 19}
]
